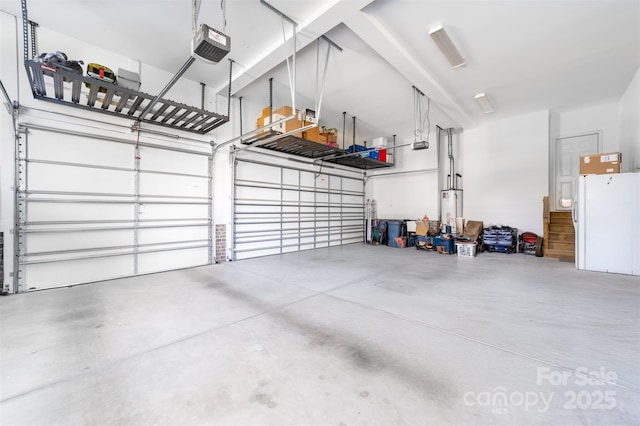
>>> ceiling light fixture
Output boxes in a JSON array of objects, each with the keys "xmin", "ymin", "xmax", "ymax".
[
  {"xmin": 474, "ymin": 93, "xmax": 494, "ymax": 114},
  {"xmin": 428, "ymin": 24, "xmax": 465, "ymax": 68}
]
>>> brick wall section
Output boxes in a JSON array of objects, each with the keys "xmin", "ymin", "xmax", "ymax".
[{"xmin": 215, "ymin": 224, "xmax": 226, "ymax": 263}]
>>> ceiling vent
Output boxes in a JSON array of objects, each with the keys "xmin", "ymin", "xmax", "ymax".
[{"xmin": 192, "ymin": 24, "xmax": 231, "ymax": 64}]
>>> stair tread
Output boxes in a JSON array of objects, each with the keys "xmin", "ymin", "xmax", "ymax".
[
  {"xmin": 549, "ymin": 243, "xmax": 575, "ymax": 249},
  {"xmin": 545, "ymin": 248, "xmax": 575, "ymax": 260},
  {"xmin": 545, "ymin": 247, "xmax": 575, "ymax": 253},
  {"xmin": 548, "ymin": 232, "xmax": 575, "ymax": 238}
]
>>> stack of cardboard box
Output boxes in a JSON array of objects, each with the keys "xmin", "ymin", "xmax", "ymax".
[
  {"xmin": 256, "ymin": 106, "xmax": 304, "ymax": 138},
  {"xmin": 256, "ymin": 106, "xmax": 338, "ymax": 146},
  {"xmin": 319, "ymin": 128, "xmax": 338, "ymax": 147}
]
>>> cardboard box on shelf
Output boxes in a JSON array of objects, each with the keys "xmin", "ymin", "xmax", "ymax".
[
  {"xmin": 260, "ymin": 105, "xmax": 295, "ymax": 119},
  {"xmin": 257, "ymin": 105, "xmax": 303, "ymax": 137},
  {"xmin": 579, "ymin": 152, "xmax": 621, "ymax": 175},
  {"xmin": 319, "ymin": 129, "xmax": 338, "ymax": 145},
  {"xmin": 303, "ymin": 126, "xmax": 321, "ymax": 143},
  {"xmin": 261, "ymin": 106, "xmax": 272, "ymax": 116}
]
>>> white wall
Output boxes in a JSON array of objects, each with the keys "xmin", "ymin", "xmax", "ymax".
[
  {"xmin": 366, "ymin": 102, "xmax": 460, "ymax": 221},
  {"xmin": 462, "ymin": 110, "xmax": 549, "ymax": 235},
  {"xmin": 550, "ymin": 102, "xmax": 621, "ymax": 155},
  {"xmin": 619, "ymin": 67, "xmax": 640, "ymax": 172},
  {"xmin": 367, "ymin": 137, "xmax": 438, "ymax": 221}
]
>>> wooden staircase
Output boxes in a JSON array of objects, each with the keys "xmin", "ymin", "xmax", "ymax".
[{"xmin": 543, "ymin": 197, "xmax": 575, "ymax": 261}]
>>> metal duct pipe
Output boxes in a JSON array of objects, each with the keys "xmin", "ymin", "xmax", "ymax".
[
  {"xmin": 200, "ymin": 82, "xmax": 206, "ymax": 110},
  {"xmin": 448, "ymin": 128, "xmax": 454, "ymax": 190},
  {"xmin": 352, "ymin": 116, "xmax": 356, "ymax": 153},
  {"xmin": 238, "ymin": 96, "xmax": 243, "ymax": 136}
]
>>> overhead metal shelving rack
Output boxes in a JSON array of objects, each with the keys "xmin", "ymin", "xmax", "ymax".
[
  {"xmin": 241, "ymin": 130, "xmax": 393, "ymax": 170},
  {"xmin": 24, "ymin": 60, "xmax": 229, "ymax": 135}
]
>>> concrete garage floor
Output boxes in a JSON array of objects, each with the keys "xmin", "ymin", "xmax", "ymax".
[{"xmin": 1, "ymin": 245, "xmax": 639, "ymax": 425}]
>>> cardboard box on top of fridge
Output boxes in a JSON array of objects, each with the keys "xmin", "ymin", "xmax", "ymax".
[{"xmin": 579, "ymin": 152, "xmax": 621, "ymax": 175}]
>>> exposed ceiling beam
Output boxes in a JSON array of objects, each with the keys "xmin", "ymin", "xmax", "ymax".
[
  {"xmin": 215, "ymin": 0, "xmax": 375, "ymax": 96},
  {"xmin": 343, "ymin": 11, "xmax": 476, "ymax": 129}
]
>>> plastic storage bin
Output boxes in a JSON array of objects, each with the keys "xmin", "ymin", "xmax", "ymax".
[{"xmin": 456, "ymin": 241, "xmax": 477, "ymax": 257}]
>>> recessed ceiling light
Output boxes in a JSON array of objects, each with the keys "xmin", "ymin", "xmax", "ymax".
[
  {"xmin": 428, "ymin": 24, "xmax": 465, "ymax": 68},
  {"xmin": 474, "ymin": 93, "xmax": 494, "ymax": 114}
]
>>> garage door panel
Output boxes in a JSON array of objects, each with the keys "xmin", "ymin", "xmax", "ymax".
[
  {"xmin": 237, "ymin": 163, "xmax": 280, "ymax": 182},
  {"xmin": 24, "ymin": 256, "xmax": 134, "ymax": 290},
  {"xmin": 137, "ymin": 247, "xmax": 209, "ymax": 275},
  {"xmin": 17, "ymin": 124, "xmax": 213, "ymax": 292},
  {"xmin": 28, "ymin": 130, "xmax": 134, "ymax": 168},
  {"xmin": 139, "ymin": 204, "xmax": 208, "ymax": 221},
  {"xmin": 27, "ymin": 163, "xmax": 133, "ymax": 194},
  {"xmin": 138, "ymin": 147, "xmax": 209, "ymax": 175},
  {"xmin": 234, "ymin": 159, "xmax": 364, "ymax": 259},
  {"xmin": 282, "ymin": 190, "xmax": 299, "ymax": 202},
  {"xmin": 26, "ymin": 230, "xmax": 133, "ymax": 254},
  {"xmin": 137, "ymin": 226, "xmax": 208, "ymax": 245},
  {"xmin": 283, "ymin": 168, "xmax": 298, "ymax": 182},
  {"xmin": 27, "ymin": 203, "xmax": 133, "ymax": 222},
  {"xmin": 343, "ymin": 178, "xmax": 363, "ymax": 192},
  {"xmin": 139, "ymin": 174, "xmax": 208, "ymax": 198},
  {"xmin": 236, "ymin": 185, "xmax": 280, "ymax": 201}
]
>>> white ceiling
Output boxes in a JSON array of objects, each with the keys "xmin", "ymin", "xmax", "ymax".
[{"xmin": 1, "ymin": 0, "xmax": 639, "ymax": 140}]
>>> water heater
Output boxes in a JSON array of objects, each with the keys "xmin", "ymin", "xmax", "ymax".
[{"xmin": 440, "ymin": 189, "xmax": 463, "ymax": 232}]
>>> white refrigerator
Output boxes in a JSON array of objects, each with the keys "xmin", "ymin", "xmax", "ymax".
[{"xmin": 573, "ymin": 173, "xmax": 640, "ymax": 276}]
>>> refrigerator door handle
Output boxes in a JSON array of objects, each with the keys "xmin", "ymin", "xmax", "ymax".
[{"xmin": 571, "ymin": 198, "xmax": 578, "ymax": 226}]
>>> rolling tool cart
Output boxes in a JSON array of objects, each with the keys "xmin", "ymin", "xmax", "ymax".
[{"xmin": 482, "ymin": 226, "xmax": 517, "ymax": 253}]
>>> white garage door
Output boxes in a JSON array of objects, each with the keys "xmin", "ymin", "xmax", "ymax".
[
  {"xmin": 17, "ymin": 124, "xmax": 212, "ymax": 291},
  {"xmin": 233, "ymin": 157, "xmax": 364, "ymax": 260}
]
